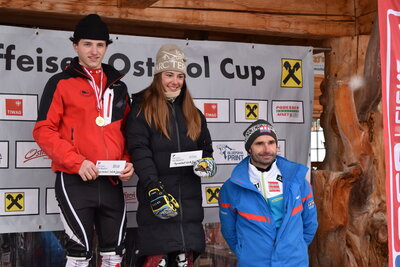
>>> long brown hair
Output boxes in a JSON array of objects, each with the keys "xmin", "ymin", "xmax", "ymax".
[{"xmin": 139, "ymin": 73, "xmax": 201, "ymax": 141}]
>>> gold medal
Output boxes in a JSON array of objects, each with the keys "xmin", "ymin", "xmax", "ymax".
[{"xmin": 95, "ymin": 116, "xmax": 105, "ymax": 126}]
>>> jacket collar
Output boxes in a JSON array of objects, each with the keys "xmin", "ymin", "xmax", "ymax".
[
  {"xmin": 229, "ymin": 156, "xmax": 258, "ymax": 191},
  {"xmin": 229, "ymin": 155, "xmax": 306, "ymax": 189},
  {"xmin": 65, "ymin": 57, "xmax": 124, "ymax": 88}
]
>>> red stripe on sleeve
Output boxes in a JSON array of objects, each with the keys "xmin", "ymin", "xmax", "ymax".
[
  {"xmin": 238, "ymin": 211, "xmax": 270, "ymax": 222},
  {"xmin": 220, "ymin": 202, "xmax": 231, "ymax": 208},
  {"xmin": 302, "ymin": 192, "xmax": 313, "ymax": 202},
  {"xmin": 291, "ymin": 204, "xmax": 303, "ymax": 215}
]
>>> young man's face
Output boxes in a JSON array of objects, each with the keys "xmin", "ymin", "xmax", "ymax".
[
  {"xmin": 249, "ymin": 135, "xmax": 277, "ymax": 169},
  {"xmin": 73, "ymin": 39, "xmax": 108, "ymax": 69}
]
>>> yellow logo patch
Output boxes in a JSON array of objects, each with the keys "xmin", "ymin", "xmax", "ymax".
[
  {"xmin": 281, "ymin": 59, "xmax": 303, "ymax": 88},
  {"xmin": 205, "ymin": 186, "xmax": 220, "ymax": 204},
  {"xmin": 5, "ymin": 192, "xmax": 24, "ymax": 212},
  {"xmin": 245, "ymin": 103, "xmax": 259, "ymax": 119}
]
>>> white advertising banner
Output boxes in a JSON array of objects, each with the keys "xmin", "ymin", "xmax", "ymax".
[{"xmin": 0, "ymin": 25, "xmax": 314, "ymax": 233}]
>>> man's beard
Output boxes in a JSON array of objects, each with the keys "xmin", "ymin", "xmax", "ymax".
[{"xmin": 250, "ymin": 152, "xmax": 277, "ymax": 169}]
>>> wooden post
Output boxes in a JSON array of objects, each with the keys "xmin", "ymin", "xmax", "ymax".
[{"xmin": 309, "ymin": 19, "xmax": 387, "ymax": 266}]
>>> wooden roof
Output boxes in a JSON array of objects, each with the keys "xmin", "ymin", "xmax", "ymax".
[{"xmin": 0, "ymin": 0, "xmax": 377, "ymax": 46}]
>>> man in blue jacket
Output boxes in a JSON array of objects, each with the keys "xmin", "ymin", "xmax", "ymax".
[{"xmin": 219, "ymin": 119, "xmax": 318, "ymax": 267}]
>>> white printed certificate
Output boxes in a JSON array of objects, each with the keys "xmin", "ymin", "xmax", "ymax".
[
  {"xmin": 169, "ymin": 150, "xmax": 202, "ymax": 168},
  {"xmin": 96, "ymin": 160, "xmax": 126, "ymax": 175}
]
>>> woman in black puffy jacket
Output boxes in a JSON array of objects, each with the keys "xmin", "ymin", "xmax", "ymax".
[{"xmin": 125, "ymin": 44, "xmax": 215, "ymax": 267}]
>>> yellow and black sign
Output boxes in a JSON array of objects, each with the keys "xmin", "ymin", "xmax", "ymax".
[
  {"xmin": 281, "ymin": 59, "xmax": 303, "ymax": 88},
  {"xmin": 245, "ymin": 103, "xmax": 259, "ymax": 120},
  {"xmin": 5, "ymin": 192, "xmax": 24, "ymax": 212},
  {"xmin": 205, "ymin": 186, "xmax": 220, "ymax": 204}
]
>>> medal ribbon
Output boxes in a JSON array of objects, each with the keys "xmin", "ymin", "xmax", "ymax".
[{"xmin": 83, "ymin": 67, "xmax": 104, "ymax": 113}]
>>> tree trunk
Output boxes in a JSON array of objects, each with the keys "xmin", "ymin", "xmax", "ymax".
[{"xmin": 309, "ymin": 15, "xmax": 387, "ymax": 267}]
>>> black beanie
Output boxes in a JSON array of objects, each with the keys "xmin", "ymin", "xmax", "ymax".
[
  {"xmin": 243, "ymin": 120, "xmax": 278, "ymax": 152},
  {"xmin": 70, "ymin": 14, "xmax": 111, "ymax": 44}
]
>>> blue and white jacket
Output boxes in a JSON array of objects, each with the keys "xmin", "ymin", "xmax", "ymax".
[{"xmin": 219, "ymin": 156, "xmax": 318, "ymax": 267}]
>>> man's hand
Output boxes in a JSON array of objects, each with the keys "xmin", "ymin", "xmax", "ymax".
[
  {"xmin": 78, "ymin": 160, "xmax": 98, "ymax": 181},
  {"xmin": 119, "ymin": 162, "xmax": 134, "ymax": 182}
]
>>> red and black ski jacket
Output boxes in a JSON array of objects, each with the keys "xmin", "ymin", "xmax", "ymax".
[{"xmin": 33, "ymin": 57, "xmax": 131, "ymax": 174}]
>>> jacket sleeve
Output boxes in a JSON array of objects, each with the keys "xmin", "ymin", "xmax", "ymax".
[
  {"xmin": 197, "ymin": 110, "xmax": 213, "ymax": 158},
  {"xmin": 120, "ymin": 91, "xmax": 132, "ymax": 162},
  {"xmin": 125, "ymin": 102, "xmax": 159, "ymax": 189},
  {"xmin": 219, "ymin": 181, "xmax": 238, "ymax": 254},
  {"xmin": 301, "ymin": 177, "xmax": 318, "ymax": 245},
  {"xmin": 32, "ymin": 75, "xmax": 85, "ymax": 173}
]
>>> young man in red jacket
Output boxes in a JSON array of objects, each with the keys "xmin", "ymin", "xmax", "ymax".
[{"xmin": 33, "ymin": 14, "xmax": 133, "ymax": 267}]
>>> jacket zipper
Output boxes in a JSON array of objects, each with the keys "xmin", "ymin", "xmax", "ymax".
[
  {"xmin": 71, "ymin": 128, "xmax": 75, "ymax": 144},
  {"xmin": 107, "ymin": 93, "xmax": 112, "ymax": 118},
  {"xmin": 71, "ymin": 128, "xmax": 80, "ymax": 154},
  {"xmin": 102, "ymin": 126, "xmax": 109, "ymax": 160},
  {"xmin": 104, "ymin": 92, "xmax": 113, "ymax": 160},
  {"xmin": 170, "ymin": 102, "xmax": 186, "ymax": 251},
  {"xmin": 238, "ymin": 170, "xmax": 278, "ymax": 246},
  {"xmin": 274, "ymin": 184, "xmax": 292, "ymax": 247}
]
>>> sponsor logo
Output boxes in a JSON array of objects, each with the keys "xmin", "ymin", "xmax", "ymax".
[
  {"xmin": 268, "ymin": 181, "xmax": 280, "ymax": 192},
  {"xmin": 205, "ymin": 186, "xmax": 220, "ymax": 204},
  {"xmin": 245, "ymin": 103, "xmax": 258, "ymax": 119},
  {"xmin": 0, "ymin": 95, "xmax": 37, "ymax": 121},
  {"xmin": 204, "ymin": 103, "xmax": 218, "ymax": 118},
  {"xmin": 216, "ymin": 144, "xmax": 244, "ymax": 162},
  {"xmin": 308, "ymin": 200, "xmax": 315, "ymax": 209},
  {"xmin": 24, "ymin": 148, "xmax": 49, "ymax": 163},
  {"xmin": 276, "ymin": 175, "xmax": 283, "ymax": 182},
  {"xmin": 80, "ymin": 89, "xmax": 93, "ymax": 97},
  {"xmin": 194, "ymin": 99, "xmax": 229, "ymax": 122},
  {"xmin": 5, "ymin": 99, "xmax": 23, "ymax": 116},
  {"xmin": 5, "ymin": 192, "xmax": 24, "ymax": 212},
  {"xmin": 272, "ymin": 101, "xmax": 304, "ymax": 123},
  {"xmin": 235, "ymin": 99, "xmax": 267, "ymax": 123},
  {"xmin": 123, "ymin": 187, "xmax": 138, "ymax": 212},
  {"xmin": 281, "ymin": 59, "xmax": 303, "ymax": 88},
  {"xmin": 124, "ymin": 191, "xmax": 137, "ymax": 204},
  {"xmin": 16, "ymin": 141, "xmax": 51, "ymax": 168},
  {"xmin": 276, "ymin": 105, "xmax": 300, "ymax": 118}
]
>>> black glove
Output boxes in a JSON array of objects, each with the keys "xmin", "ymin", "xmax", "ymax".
[{"xmin": 148, "ymin": 181, "xmax": 180, "ymax": 219}]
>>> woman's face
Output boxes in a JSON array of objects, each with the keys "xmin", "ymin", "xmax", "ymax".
[{"xmin": 161, "ymin": 71, "xmax": 185, "ymax": 93}]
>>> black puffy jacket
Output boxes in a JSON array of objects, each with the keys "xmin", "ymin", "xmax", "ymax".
[{"xmin": 126, "ymin": 87, "xmax": 213, "ymax": 256}]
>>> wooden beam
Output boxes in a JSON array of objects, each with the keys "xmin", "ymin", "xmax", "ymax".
[
  {"xmin": 154, "ymin": 0, "xmax": 354, "ymax": 16},
  {"xmin": 0, "ymin": 1, "xmax": 356, "ymax": 39},
  {"xmin": 355, "ymin": 0, "xmax": 377, "ymax": 17},
  {"xmin": 357, "ymin": 12, "xmax": 376, "ymax": 35},
  {"xmin": 118, "ymin": 0, "xmax": 159, "ymax": 8}
]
